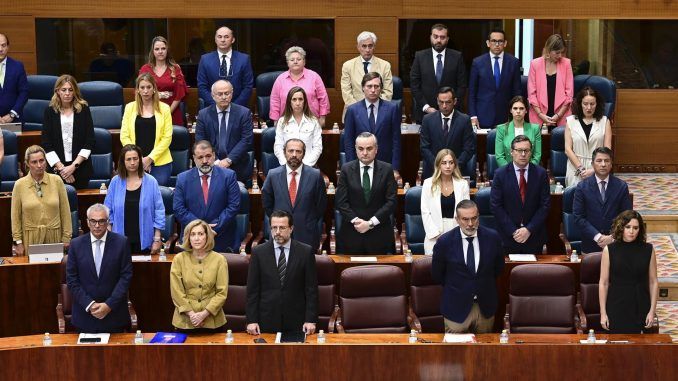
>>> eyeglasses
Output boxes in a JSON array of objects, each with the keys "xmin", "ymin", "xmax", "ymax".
[
  {"xmin": 88, "ymin": 219, "xmax": 109, "ymax": 226},
  {"xmin": 513, "ymin": 149, "xmax": 532, "ymax": 155},
  {"xmin": 489, "ymin": 39, "xmax": 505, "ymax": 45},
  {"xmin": 271, "ymin": 226, "xmax": 290, "ymax": 232}
]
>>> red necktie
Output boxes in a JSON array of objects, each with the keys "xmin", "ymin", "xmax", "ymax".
[
  {"xmin": 289, "ymin": 171, "xmax": 297, "ymax": 206},
  {"xmin": 519, "ymin": 168, "xmax": 527, "ymax": 203},
  {"xmin": 202, "ymin": 175, "xmax": 209, "ymax": 204}
]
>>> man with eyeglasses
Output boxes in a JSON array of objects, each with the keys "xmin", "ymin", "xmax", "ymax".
[
  {"xmin": 66, "ymin": 203, "xmax": 133, "ymax": 333},
  {"xmin": 468, "ymin": 28, "xmax": 522, "ymax": 130},
  {"xmin": 432, "ymin": 199, "xmax": 504, "ymax": 333},
  {"xmin": 490, "ymin": 135, "xmax": 550, "ymax": 254}
]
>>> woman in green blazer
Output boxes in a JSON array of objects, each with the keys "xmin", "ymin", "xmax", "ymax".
[{"xmin": 495, "ymin": 95, "xmax": 542, "ymax": 167}]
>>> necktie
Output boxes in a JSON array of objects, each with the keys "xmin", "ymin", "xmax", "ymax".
[
  {"xmin": 201, "ymin": 175, "xmax": 209, "ymax": 204},
  {"xmin": 289, "ymin": 170, "xmax": 297, "ymax": 206},
  {"xmin": 94, "ymin": 239, "xmax": 103, "ymax": 276},
  {"xmin": 218, "ymin": 110, "xmax": 228, "ymax": 157},
  {"xmin": 278, "ymin": 247, "xmax": 287, "ymax": 286},
  {"xmin": 362, "ymin": 166, "xmax": 371, "ymax": 202},
  {"xmin": 435, "ymin": 53, "xmax": 443, "ymax": 84},
  {"xmin": 466, "ymin": 237, "xmax": 476, "ymax": 275},
  {"xmin": 363, "ymin": 61, "xmax": 369, "ymax": 74},
  {"xmin": 493, "ymin": 56, "xmax": 501, "ymax": 88},
  {"xmin": 220, "ymin": 54, "xmax": 228, "ymax": 78},
  {"xmin": 600, "ymin": 180, "xmax": 607, "ymax": 202},
  {"xmin": 368, "ymin": 104, "xmax": 376, "ymax": 132},
  {"xmin": 519, "ymin": 168, "xmax": 527, "ymax": 203},
  {"xmin": 443, "ymin": 117, "xmax": 450, "ymax": 138}
]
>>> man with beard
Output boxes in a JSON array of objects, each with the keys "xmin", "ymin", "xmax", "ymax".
[
  {"xmin": 174, "ymin": 140, "xmax": 240, "ymax": 252},
  {"xmin": 410, "ymin": 23, "xmax": 467, "ymax": 123},
  {"xmin": 262, "ymin": 139, "xmax": 327, "ymax": 251}
]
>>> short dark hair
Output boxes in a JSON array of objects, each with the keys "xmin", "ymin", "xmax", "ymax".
[
  {"xmin": 284, "ymin": 138, "xmax": 306, "ymax": 156},
  {"xmin": 0, "ymin": 33, "xmax": 8, "ymax": 45},
  {"xmin": 117, "ymin": 145, "xmax": 144, "ymax": 179},
  {"xmin": 591, "ymin": 147, "xmax": 614, "ymax": 162},
  {"xmin": 361, "ymin": 72, "xmax": 383, "ymax": 87},
  {"xmin": 572, "ymin": 86, "xmax": 606, "ymax": 121},
  {"xmin": 511, "ymin": 134, "xmax": 533, "ymax": 150},
  {"xmin": 437, "ymin": 86, "xmax": 456, "ymax": 98},
  {"xmin": 431, "ymin": 23, "xmax": 448, "ymax": 33},
  {"xmin": 193, "ymin": 140, "xmax": 214, "ymax": 155},
  {"xmin": 487, "ymin": 28, "xmax": 506, "ymax": 40},
  {"xmin": 611, "ymin": 210, "xmax": 646, "ymax": 243},
  {"xmin": 270, "ymin": 210, "xmax": 293, "ymax": 227},
  {"xmin": 455, "ymin": 199, "xmax": 478, "ymax": 214}
]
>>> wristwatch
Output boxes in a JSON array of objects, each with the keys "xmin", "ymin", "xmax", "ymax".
[
  {"xmin": 13, "ymin": 240, "xmax": 22, "ymax": 245},
  {"xmin": 368, "ymin": 221, "xmax": 374, "ymax": 229}
]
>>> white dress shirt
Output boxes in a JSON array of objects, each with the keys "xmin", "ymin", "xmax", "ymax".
[
  {"xmin": 274, "ymin": 240, "xmax": 291, "ymax": 263},
  {"xmin": 286, "ymin": 164, "xmax": 303, "ymax": 193},
  {"xmin": 490, "ymin": 51, "xmax": 505, "ymax": 75},
  {"xmin": 513, "ymin": 163, "xmax": 530, "ymax": 184},
  {"xmin": 364, "ymin": 98, "xmax": 380, "ymax": 122},
  {"xmin": 460, "ymin": 229, "xmax": 480, "ymax": 272},
  {"xmin": 85, "ymin": 231, "xmax": 108, "ymax": 311}
]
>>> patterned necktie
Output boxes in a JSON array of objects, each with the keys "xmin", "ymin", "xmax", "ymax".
[
  {"xmin": 289, "ymin": 171, "xmax": 297, "ymax": 206},
  {"xmin": 220, "ymin": 54, "xmax": 228, "ymax": 78},
  {"xmin": 278, "ymin": 246, "xmax": 287, "ymax": 286},
  {"xmin": 362, "ymin": 166, "xmax": 371, "ymax": 202},
  {"xmin": 94, "ymin": 239, "xmax": 103, "ymax": 276},
  {"xmin": 443, "ymin": 117, "xmax": 450, "ymax": 138},
  {"xmin": 519, "ymin": 168, "xmax": 527, "ymax": 203},
  {"xmin": 435, "ymin": 53, "xmax": 443, "ymax": 84},
  {"xmin": 600, "ymin": 180, "xmax": 607, "ymax": 202},
  {"xmin": 466, "ymin": 237, "xmax": 476, "ymax": 275},
  {"xmin": 494, "ymin": 56, "xmax": 501, "ymax": 88},
  {"xmin": 202, "ymin": 175, "xmax": 209, "ymax": 204},
  {"xmin": 363, "ymin": 61, "xmax": 369, "ymax": 74},
  {"xmin": 369, "ymin": 104, "xmax": 376, "ymax": 132}
]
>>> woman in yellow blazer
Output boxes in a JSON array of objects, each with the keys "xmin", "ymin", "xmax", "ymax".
[
  {"xmin": 170, "ymin": 219, "xmax": 228, "ymax": 333},
  {"xmin": 120, "ymin": 73, "xmax": 173, "ymax": 186},
  {"xmin": 495, "ymin": 96, "xmax": 542, "ymax": 167}
]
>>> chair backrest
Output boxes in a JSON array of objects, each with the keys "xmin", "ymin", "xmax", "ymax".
[
  {"xmin": 561, "ymin": 186, "xmax": 581, "ymax": 252},
  {"xmin": 159, "ymin": 186, "xmax": 175, "ymax": 243},
  {"xmin": 403, "ymin": 186, "xmax": 425, "ymax": 254},
  {"xmin": 549, "ymin": 126, "xmax": 567, "ymax": 185},
  {"xmin": 79, "ymin": 81, "xmax": 124, "ymax": 130},
  {"xmin": 339, "ymin": 265, "xmax": 408, "ymax": 333},
  {"xmin": 475, "ymin": 187, "xmax": 495, "ymax": 230},
  {"xmin": 255, "ymin": 71, "xmax": 284, "ymax": 124},
  {"xmin": 260, "ymin": 126, "xmax": 281, "ymax": 177},
  {"xmin": 573, "ymin": 75, "xmax": 616, "ymax": 118},
  {"xmin": 391, "ymin": 75, "xmax": 404, "ymax": 116},
  {"xmin": 24, "ymin": 75, "xmax": 59, "ymax": 131},
  {"xmin": 520, "ymin": 76, "xmax": 529, "ymax": 100},
  {"xmin": 235, "ymin": 186, "xmax": 250, "ymax": 246},
  {"xmin": 168, "ymin": 126, "xmax": 190, "ymax": 187},
  {"xmin": 28, "ymin": 75, "xmax": 59, "ymax": 99},
  {"xmin": 486, "ymin": 129, "xmax": 499, "ymax": 180},
  {"xmin": 508, "ymin": 264, "xmax": 576, "ymax": 333},
  {"xmin": 339, "ymin": 129, "xmax": 346, "ymax": 167},
  {"xmin": 65, "ymin": 184, "xmax": 79, "ymax": 238},
  {"xmin": 222, "ymin": 253, "xmax": 250, "ymax": 332},
  {"xmin": 409, "ymin": 256, "xmax": 444, "ymax": 332},
  {"xmin": 579, "ymin": 252, "xmax": 602, "ymax": 332},
  {"xmin": 0, "ymin": 129, "xmax": 20, "ymax": 192},
  {"xmin": 315, "ymin": 254, "xmax": 336, "ymax": 332},
  {"xmin": 87, "ymin": 128, "xmax": 113, "ymax": 188},
  {"xmin": 59, "ymin": 255, "xmax": 74, "ymax": 325}
]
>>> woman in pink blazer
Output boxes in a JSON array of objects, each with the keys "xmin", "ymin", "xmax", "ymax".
[{"xmin": 527, "ymin": 34, "xmax": 573, "ymax": 128}]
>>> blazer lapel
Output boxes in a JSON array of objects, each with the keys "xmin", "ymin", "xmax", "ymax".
[
  {"xmin": 447, "ymin": 112, "xmax": 460, "ymax": 145},
  {"xmin": 206, "ymin": 168, "xmax": 221, "ymax": 210},
  {"xmin": 360, "ymin": 102, "xmax": 372, "ymax": 133},
  {"xmin": 368, "ymin": 161, "xmax": 384, "ymax": 203},
  {"xmin": 374, "ymin": 100, "xmax": 387, "ymax": 134},
  {"xmin": 85, "ymin": 234, "xmax": 98, "ymax": 279},
  {"xmin": 278, "ymin": 168, "xmax": 293, "ymax": 210},
  {"xmin": 293, "ymin": 165, "xmax": 310, "ymax": 210}
]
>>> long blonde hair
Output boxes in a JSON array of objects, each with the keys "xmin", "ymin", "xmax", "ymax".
[
  {"xmin": 49, "ymin": 74, "xmax": 88, "ymax": 113},
  {"xmin": 430, "ymin": 149, "xmax": 462, "ymax": 195},
  {"xmin": 134, "ymin": 73, "xmax": 160, "ymax": 115}
]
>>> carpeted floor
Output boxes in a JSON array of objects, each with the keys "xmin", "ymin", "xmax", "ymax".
[{"xmin": 617, "ymin": 173, "xmax": 678, "ymax": 215}]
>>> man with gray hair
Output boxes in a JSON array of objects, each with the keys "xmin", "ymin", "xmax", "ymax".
[
  {"xmin": 340, "ymin": 31, "xmax": 393, "ymax": 119},
  {"xmin": 66, "ymin": 203, "xmax": 133, "ymax": 333}
]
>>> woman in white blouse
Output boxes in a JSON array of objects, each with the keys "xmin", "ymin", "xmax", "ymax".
[
  {"xmin": 273, "ymin": 86, "xmax": 323, "ymax": 166},
  {"xmin": 421, "ymin": 149, "xmax": 470, "ymax": 255},
  {"xmin": 41, "ymin": 74, "xmax": 95, "ymax": 189}
]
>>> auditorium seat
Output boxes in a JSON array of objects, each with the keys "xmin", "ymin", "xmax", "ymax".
[
  {"xmin": 549, "ymin": 126, "xmax": 567, "ymax": 186},
  {"xmin": 65, "ymin": 184, "xmax": 80, "ymax": 238},
  {"xmin": 255, "ymin": 71, "xmax": 284, "ymax": 126},
  {"xmin": 79, "ymin": 81, "xmax": 124, "ymax": 130},
  {"xmin": 222, "ymin": 252, "xmax": 250, "ymax": 332},
  {"xmin": 315, "ymin": 254, "xmax": 338, "ymax": 333},
  {"xmin": 259, "ymin": 126, "xmax": 280, "ymax": 180},
  {"xmin": 408, "ymin": 256, "xmax": 444, "ymax": 333},
  {"xmin": 504, "ymin": 264, "xmax": 584, "ymax": 334},
  {"xmin": 330, "ymin": 210, "xmax": 401, "ymax": 254},
  {"xmin": 559, "ymin": 186, "xmax": 582, "ymax": 253},
  {"xmin": 336, "ymin": 265, "xmax": 409, "ymax": 333},
  {"xmin": 391, "ymin": 75, "xmax": 403, "ymax": 116},
  {"xmin": 168, "ymin": 125, "xmax": 190, "ymax": 187},
  {"xmin": 401, "ymin": 186, "xmax": 425, "ymax": 254},
  {"xmin": 23, "ymin": 75, "xmax": 58, "ymax": 131},
  {"xmin": 486, "ymin": 129, "xmax": 499, "ymax": 180},
  {"xmin": 573, "ymin": 75, "xmax": 617, "ymax": 118},
  {"xmin": 159, "ymin": 186, "xmax": 178, "ymax": 251},
  {"xmin": 235, "ymin": 186, "xmax": 253, "ymax": 252},
  {"xmin": 87, "ymin": 128, "xmax": 113, "ymax": 189},
  {"xmin": 1, "ymin": 129, "xmax": 20, "ymax": 192},
  {"xmin": 475, "ymin": 187, "xmax": 496, "ymax": 230}
]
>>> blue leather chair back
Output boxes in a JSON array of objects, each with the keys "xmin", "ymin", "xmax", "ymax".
[
  {"xmin": 244, "ymin": 151, "xmax": 254, "ymax": 189},
  {"xmin": 235, "ymin": 186, "xmax": 250, "ymax": 247},
  {"xmin": 573, "ymin": 75, "xmax": 616, "ymax": 118},
  {"xmin": 486, "ymin": 129, "xmax": 499, "ymax": 180},
  {"xmin": 79, "ymin": 81, "xmax": 124, "ymax": 130},
  {"xmin": 391, "ymin": 75, "xmax": 403, "ymax": 116},
  {"xmin": 65, "ymin": 184, "xmax": 79, "ymax": 238},
  {"xmin": 0, "ymin": 129, "xmax": 20, "ymax": 192},
  {"xmin": 260, "ymin": 126, "xmax": 281, "ymax": 177},
  {"xmin": 464, "ymin": 154, "xmax": 477, "ymax": 186},
  {"xmin": 24, "ymin": 75, "xmax": 59, "ymax": 131},
  {"xmin": 475, "ymin": 187, "xmax": 496, "ymax": 230},
  {"xmin": 168, "ymin": 126, "xmax": 190, "ymax": 187},
  {"xmin": 561, "ymin": 186, "xmax": 581, "ymax": 252},
  {"xmin": 404, "ymin": 186, "xmax": 425, "ymax": 254},
  {"xmin": 520, "ymin": 76, "xmax": 529, "ymax": 99},
  {"xmin": 255, "ymin": 71, "xmax": 284, "ymax": 125},
  {"xmin": 87, "ymin": 128, "xmax": 112, "ymax": 188},
  {"xmin": 159, "ymin": 186, "xmax": 176, "ymax": 243},
  {"xmin": 28, "ymin": 75, "xmax": 59, "ymax": 99},
  {"xmin": 549, "ymin": 126, "xmax": 567, "ymax": 185},
  {"xmin": 339, "ymin": 129, "xmax": 346, "ymax": 168}
]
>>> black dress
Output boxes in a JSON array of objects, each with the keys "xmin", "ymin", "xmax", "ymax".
[
  {"xmin": 124, "ymin": 186, "xmax": 142, "ymax": 253},
  {"xmin": 606, "ymin": 240, "xmax": 653, "ymax": 333}
]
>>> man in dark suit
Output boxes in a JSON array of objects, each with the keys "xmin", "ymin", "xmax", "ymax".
[
  {"xmin": 420, "ymin": 86, "xmax": 476, "ymax": 179},
  {"xmin": 468, "ymin": 29, "xmax": 522, "ymax": 129},
  {"xmin": 491, "ymin": 135, "xmax": 550, "ymax": 254},
  {"xmin": 197, "ymin": 26, "xmax": 254, "ymax": 108},
  {"xmin": 574, "ymin": 147, "xmax": 632, "ymax": 253},
  {"xmin": 336, "ymin": 132, "xmax": 397, "ymax": 254},
  {"xmin": 0, "ymin": 33, "xmax": 29, "ymax": 124},
  {"xmin": 263, "ymin": 139, "xmax": 327, "ymax": 251},
  {"xmin": 343, "ymin": 72, "xmax": 401, "ymax": 173},
  {"xmin": 66, "ymin": 203, "xmax": 132, "ymax": 333},
  {"xmin": 246, "ymin": 210, "xmax": 318, "ymax": 334},
  {"xmin": 432, "ymin": 200, "xmax": 504, "ymax": 333},
  {"xmin": 195, "ymin": 79, "xmax": 253, "ymax": 184},
  {"xmin": 410, "ymin": 24, "xmax": 467, "ymax": 123},
  {"xmin": 174, "ymin": 140, "xmax": 241, "ymax": 252}
]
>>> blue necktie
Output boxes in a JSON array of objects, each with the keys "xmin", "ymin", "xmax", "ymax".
[
  {"xmin": 220, "ymin": 54, "xmax": 228, "ymax": 79},
  {"xmin": 466, "ymin": 237, "xmax": 476, "ymax": 276},
  {"xmin": 493, "ymin": 56, "xmax": 501, "ymax": 88},
  {"xmin": 94, "ymin": 239, "xmax": 103, "ymax": 276},
  {"xmin": 435, "ymin": 54, "xmax": 443, "ymax": 84},
  {"xmin": 368, "ymin": 104, "xmax": 376, "ymax": 132},
  {"xmin": 219, "ymin": 110, "xmax": 228, "ymax": 157}
]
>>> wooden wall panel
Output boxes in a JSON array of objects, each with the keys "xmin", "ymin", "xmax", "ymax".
[
  {"xmin": 335, "ymin": 17, "xmax": 398, "ymax": 53},
  {"xmin": 402, "ymin": 0, "xmax": 621, "ymax": 18},
  {"xmin": 0, "ymin": 16, "xmax": 36, "ymax": 74},
  {"xmin": 615, "ymin": 90, "xmax": 678, "ymax": 129}
]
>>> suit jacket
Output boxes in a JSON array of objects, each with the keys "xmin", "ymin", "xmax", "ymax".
[
  {"xmin": 410, "ymin": 48, "xmax": 467, "ymax": 122},
  {"xmin": 41, "ymin": 105, "xmax": 96, "ymax": 188},
  {"xmin": 66, "ymin": 231, "xmax": 133, "ymax": 333},
  {"xmin": 120, "ymin": 102, "xmax": 173, "ymax": 166},
  {"xmin": 420, "ymin": 110, "xmax": 476, "ymax": 179},
  {"xmin": 343, "ymin": 99, "xmax": 401, "ymax": 170},
  {"xmin": 246, "ymin": 239, "xmax": 318, "ymax": 333},
  {"xmin": 573, "ymin": 175, "xmax": 632, "ymax": 253},
  {"xmin": 340, "ymin": 56, "xmax": 394, "ymax": 118},
  {"xmin": 174, "ymin": 167, "xmax": 241, "ymax": 252},
  {"xmin": 420, "ymin": 177, "xmax": 470, "ymax": 255},
  {"xmin": 197, "ymin": 50, "xmax": 254, "ymax": 107},
  {"xmin": 527, "ymin": 56, "xmax": 573, "ymax": 125},
  {"xmin": 494, "ymin": 121, "xmax": 542, "ymax": 167},
  {"xmin": 0, "ymin": 57, "xmax": 29, "ymax": 120},
  {"xmin": 335, "ymin": 159, "xmax": 397, "ymax": 253},
  {"xmin": 431, "ymin": 225, "xmax": 505, "ymax": 323},
  {"xmin": 468, "ymin": 52, "xmax": 522, "ymax": 128},
  {"xmin": 490, "ymin": 163, "xmax": 550, "ymax": 253},
  {"xmin": 195, "ymin": 103, "xmax": 253, "ymax": 183},
  {"xmin": 262, "ymin": 164, "xmax": 327, "ymax": 251}
]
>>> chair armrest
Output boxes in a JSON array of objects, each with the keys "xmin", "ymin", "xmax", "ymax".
[
  {"xmin": 251, "ymin": 230, "xmax": 265, "ymax": 249},
  {"xmin": 408, "ymin": 305, "xmax": 422, "ymax": 333},
  {"xmin": 393, "ymin": 227, "xmax": 402, "ymax": 254},
  {"xmin": 317, "ymin": 222, "xmax": 328, "ymax": 255},
  {"xmin": 321, "ymin": 172, "xmax": 330, "ymax": 188},
  {"xmin": 335, "ymin": 161, "xmax": 341, "ymax": 181},
  {"xmin": 238, "ymin": 222, "xmax": 253, "ymax": 253},
  {"xmin": 400, "ymin": 223, "xmax": 409, "ymax": 253},
  {"xmin": 559, "ymin": 222, "xmax": 572, "ymax": 255},
  {"xmin": 335, "ymin": 307, "xmax": 344, "ymax": 333},
  {"xmin": 328, "ymin": 303, "xmax": 339, "ymax": 334},
  {"xmin": 128, "ymin": 299, "xmax": 138, "ymax": 331},
  {"xmin": 576, "ymin": 303, "xmax": 587, "ymax": 333},
  {"xmin": 56, "ymin": 293, "xmax": 66, "ymax": 334},
  {"xmin": 503, "ymin": 303, "xmax": 511, "ymax": 332}
]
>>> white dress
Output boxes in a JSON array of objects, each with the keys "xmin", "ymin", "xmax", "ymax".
[{"xmin": 565, "ymin": 115, "xmax": 607, "ymax": 187}]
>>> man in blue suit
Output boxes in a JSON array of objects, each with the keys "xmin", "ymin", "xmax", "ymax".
[
  {"xmin": 174, "ymin": 140, "xmax": 241, "ymax": 252},
  {"xmin": 196, "ymin": 79, "xmax": 253, "ymax": 184},
  {"xmin": 573, "ymin": 147, "xmax": 632, "ymax": 253},
  {"xmin": 420, "ymin": 86, "xmax": 476, "ymax": 179},
  {"xmin": 66, "ymin": 204, "xmax": 132, "ymax": 333},
  {"xmin": 197, "ymin": 26, "xmax": 254, "ymax": 108},
  {"xmin": 0, "ymin": 33, "xmax": 29, "ymax": 124},
  {"xmin": 491, "ymin": 135, "xmax": 550, "ymax": 254},
  {"xmin": 468, "ymin": 29, "xmax": 522, "ymax": 130},
  {"xmin": 432, "ymin": 200, "xmax": 505, "ymax": 333},
  {"xmin": 262, "ymin": 139, "xmax": 327, "ymax": 251},
  {"xmin": 343, "ymin": 72, "xmax": 401, "ymax": 174}
]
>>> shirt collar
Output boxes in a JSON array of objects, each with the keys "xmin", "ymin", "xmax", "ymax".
[
  {"xmin": 432, "ymin": 48, "xmax": 446, "ymax": 58},
  {"xmin": 364, "ymin": 98, "xmax": 380, "ymax": 109},
  {"xmin": 361, "ymin": 161, "xmax": 375, "ymax": 169},
  {"xmin": 215, "ymin": 104, "xmax": 231, "ymax": 113},
  {"xmin": 217, "ymin": 49, "xmax": 232, "ymax": 58},
  {"xmin": 491, "ymin": 51, "xmax": 505, "ymax": 60},
  {"xmin": 91, "ymin": 231, "xmax": 108, "ymax": 244},
  {"xmin": 595, "ymin": 175, "xmax": 610, "ymax": 184},
  {"xmin": 285, "ymin": 68, "xmax": 307, "ymax": 79},
  {"xmin": 513, "ymin": 162, "xmax": 529, "ymax": 172},
  {"xmin": 274, "ymin": 241, "xmax": 291, "ymax": 251},
  {"xmin": 440, "ymin": 109, "xmax": 455, "ymax": 120},
  {"xmin": 286, "ymin": 164, "xmax": 302, "ymax": 176},
  {"xmin": 460, "ymin": 229, "xmax": 477, "ymax": 239}
]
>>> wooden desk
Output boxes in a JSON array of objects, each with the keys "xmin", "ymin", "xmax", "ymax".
[{"xmin": 0, "ymin": 333, "xmax": 673, "ymax": 379}]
